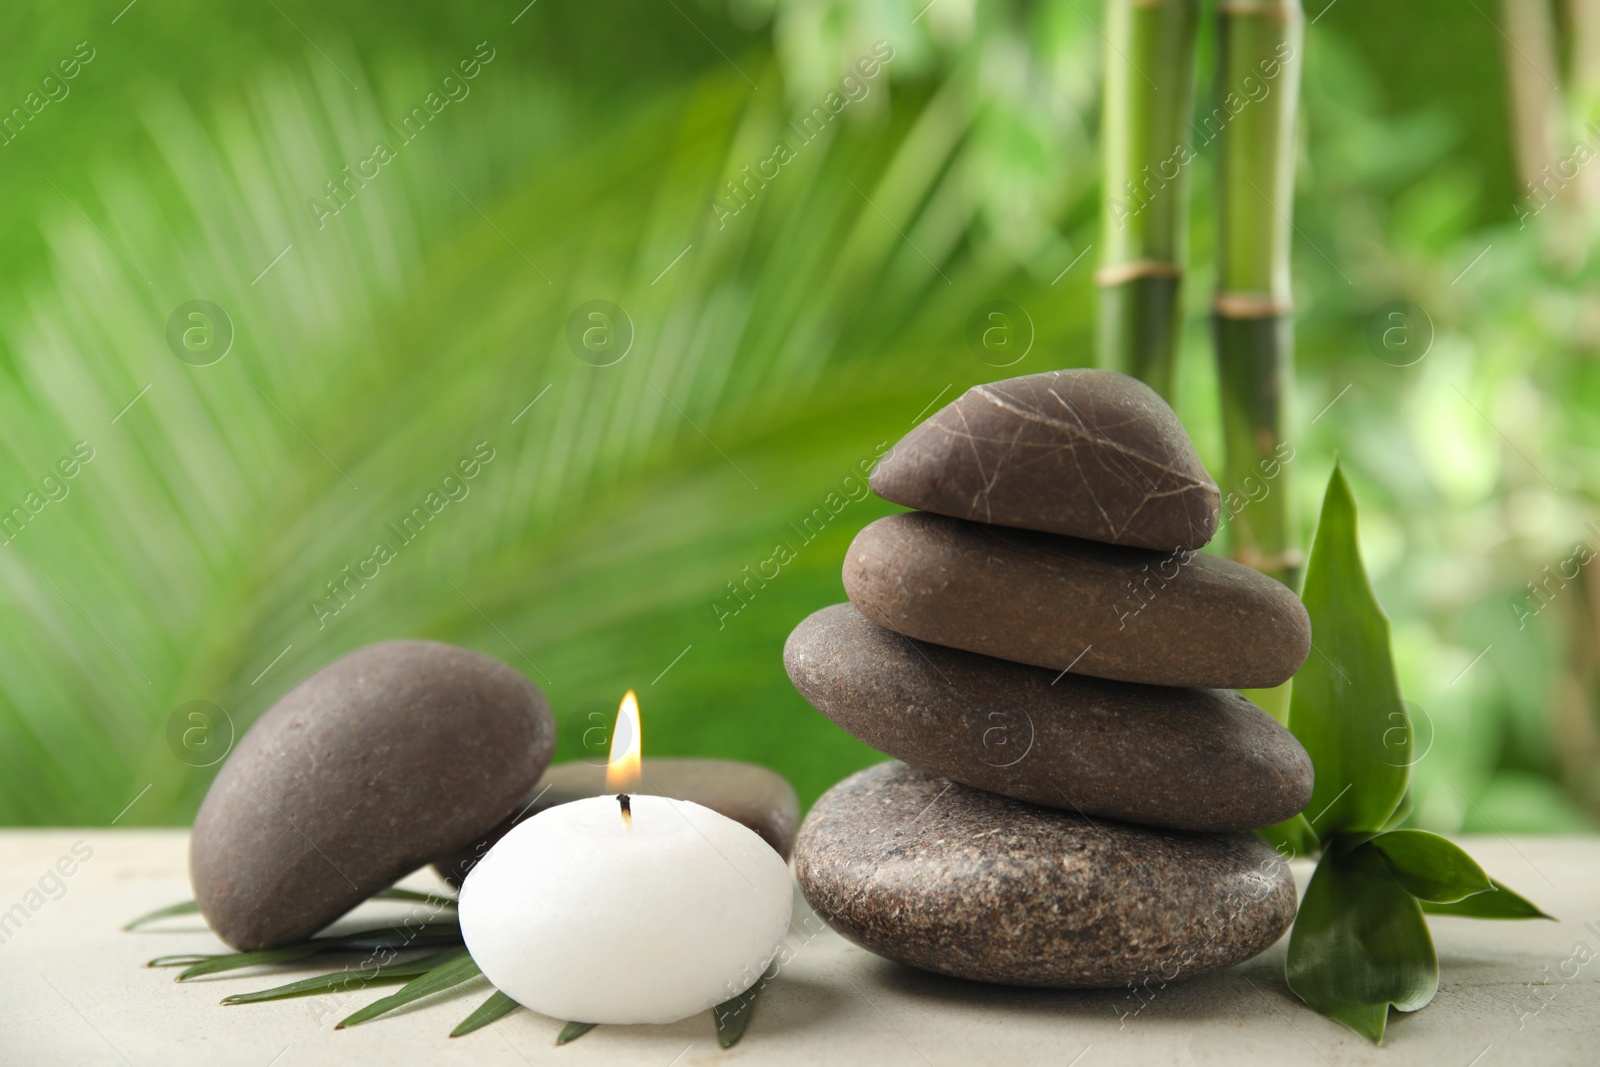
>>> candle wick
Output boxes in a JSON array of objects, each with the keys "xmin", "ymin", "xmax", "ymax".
[{"xmin": 616, "ymin": 793, "xmax": 633, "ymax": 829}]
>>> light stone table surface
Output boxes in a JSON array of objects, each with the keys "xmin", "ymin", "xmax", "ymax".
[{"xmin": 0, "ymin": 830, "xmax": 1595, "ymax": 1066}]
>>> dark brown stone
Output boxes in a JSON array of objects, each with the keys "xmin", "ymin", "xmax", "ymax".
[
  {"xmin": 433, "ymin": 758, "xmax": 801, "ymax": 886},
  {"xmin": 190, "ymin": 640, "xmax": 554, "ymax": 950},
  {"xmin": 870, "ymin": 370, "xmax": 1220, "ymax": 550},
  {"xmin": 796, "ymin": 762, "xmax": 1297, "ymax": 988},
  {"xmin": 844, "ymin": 511, "xmax": 1310, "ymax": 688},
  {"xmin": 784, "ymin": 604, "xmax": 1312, "ymax": 832}
]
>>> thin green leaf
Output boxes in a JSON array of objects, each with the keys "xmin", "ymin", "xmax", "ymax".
[
  {"xmin": 1287, "ymin": 843, "xmax": 1439, "ymax": 1044},
  {"xmin": 557, "ymin": 1021, "xmax": 597, "ymax": 1044},
  {"xmin": 221, "ymin": 949, "xmax": 461, "ymax": 1005},
  {"xmin": 221, "ymin": 969, "xmax": 413, "ymax": 1005},
  {"xmin": 1288, "ymin": 463, "xmax": 1410, "ymax": 834},
  {"xmin": 124, "ymin": 900, "xmax": 202, "ymax": 930},
  {"xmin": 174, "ymin": 921, "xmax": 464, "ymax": 980},
  {"xmin": 331, "ymin": 921, "xmax": 464, "ymax": 948},
  {"xmin": 713, "ymin": 983, "xmax": 763, "ymax": 1049},
  {"xmin": 336, "ymin": 949, "xmax": 479, "ymax": 1028},
  {"xmin": 1363, "ymin": 830, "xmax": 1495, "ymax": 903},
  {"xmin": 1258, "ymin": 813, "xmax": 1319, "ymax": 862},
  {"xmin": 1421, "ymin": 878, "xmax": 1555, "ymax": 920},
  {"xmin": 148, "ymin": 954, "xmax": 218, "ymax": 968},
  {"xmin": 177, "ymin": 944, "xmax": 329, "ymax": 980},
  {"xmin": 451, "ymin": 990, "xmax": 521, "ymax": 1037}
]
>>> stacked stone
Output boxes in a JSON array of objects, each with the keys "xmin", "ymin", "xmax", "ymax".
[{"xmin": 785, "ymin": 370, "xmax": 1314, "ymax": 988}]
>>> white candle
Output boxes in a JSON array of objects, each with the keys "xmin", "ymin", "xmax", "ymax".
[{"xmin": 459, "ymin": 793, "xmax": 793, "ymax": 1024}]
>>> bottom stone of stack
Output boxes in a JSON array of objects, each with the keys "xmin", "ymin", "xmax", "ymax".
[{"xmin": 795, "ymin": 762, "xmax": 1297, "ymax": 989}]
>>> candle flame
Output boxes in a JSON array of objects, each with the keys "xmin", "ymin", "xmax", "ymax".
[{"xmin": 605, "ymin": 690, "xmax": 642, "ymax": 794}]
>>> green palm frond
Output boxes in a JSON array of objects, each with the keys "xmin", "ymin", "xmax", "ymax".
[{"xmin": 0, "ymin": 37, "xmax": 1099, "ymax": 824}]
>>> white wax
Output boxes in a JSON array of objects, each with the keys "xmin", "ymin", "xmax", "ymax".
[{"xmin": 458, "ymin": 794, "xmax": 793, "ymax": 1025}]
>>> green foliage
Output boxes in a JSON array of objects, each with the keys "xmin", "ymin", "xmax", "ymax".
[
  {"xmin": 1365, "ymin": 830, "xmax": 1493, "ymax": 903},
  {"xmin": 0, "ymin": 0, "xmax": 1591, "ymax": 841},
  {"xmin": 1288, "ymin": 464, "xmax": 1409, "ymax": 835},
  {"xmin": 1420, "ymin": 879, "xmax": 1554, "ymax": 920},
  {"xmin": 221, "ymin": 953, "xmax": 450, "ymax": 1005},
  {"xmin": 714, "ymin": 984, "xmax": 762, "ymax": 1048},
  {"xmin": 1283, "ymin": 465, "xmax": 1550, "ymax": 1043},
  {"xmin": 127, "ymin": 887, "xmax": 766, "ymax": 1046},
  {"xmin": 166, "ymin": 922, "xmax": 465, "ymax": 981},
  {"xmin": 556, "ymin": 1021, "xmax": 598, "ymax": 1044},
  {"xmin": 0, "ymin": 3, "xmax": 1106, "ymax": 826},
  {"xmin": 1287, "ymin": 842, "xmax": 1438, "ymax": 1044},
  {"xmin": 450, "ymin": 990, "xmax": 519, "ymax": 1037},
  {"xmin": 336, "ymin": 948, "xmax": 480, "ymax": 1027},
  {"xmin": 123, "ymin": 899, "xmax": 202, "ymax": 930},
  {"xmin": 1259, "ymin": 811, "xmax": 1318, "ymax": 858}
]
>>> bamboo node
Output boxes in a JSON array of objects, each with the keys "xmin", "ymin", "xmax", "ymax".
[
  {"xmin": 1096, "ymin": 260, "xmax": 1184, "ymax": 287},
  {"xmin": 1217, "ymin": 0, "xmax": 1302, "ymax": 21},
  {"xmin": 1213, "ymin": 292, "xmax": 1291, "ymax": 318},
  {"xmin": 1233, "ymin": 547, "xmax": 1304, "ymax": 575}
]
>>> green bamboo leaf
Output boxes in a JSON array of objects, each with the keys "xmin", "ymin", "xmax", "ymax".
[
  {"xmin": 1258, "ymin": 812, "xmax": 1319, "ymax": 862},
  {"xmin": 1288, "ymin": 462, "xmax": 1409, "ymax": 835},
  {"xmin": 148, "ymin": 954, "xmax": 217, "ymax": 968},
  {"xmin": 336, "ymin": 949, "xmax": 480, "ymax": 1028},
  {"xmin": 221, "ymin": 949, "xmax": 461, "ymax": 1005},
  {"xmin": 1363, "ymin": 830, "xmax": 1495, "ymax": 903},
  {"xmin": 1421, "ymin": 878, "xmax": 1555, "ymax": 920},
  {"xmin": 124, "ymin": 900, "xmax": 202, "ymax": 930},
  {"xmin": 450, "ymin": 990, "xmax": 520, "ymax": 1037},
  {"xmin": 334, "ymin": 921, "xmax": 465, "ymax": 947},
  {"xmin": 557, "ymin": 1021, "xmax": 597, "ymax": 1044},
  {"xmin": 175, "ymin": 921, "xmax": 464, "ymax": 980},
  {"xmin": 221, "ymin": 969, "xmax": 412, "ymax": 1004},
  {"xmin": 177, "ymin": 945, "xmax": 330, "ymax": 980},
  {"xmin": 1287, "ymin": 843, "xmax": 1439, "ymax": 1044},
  {"xmin": 713, "ymin": 983, "xmax": 763, "ymax": 1048}
]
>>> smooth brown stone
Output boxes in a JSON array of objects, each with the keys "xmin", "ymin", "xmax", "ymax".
[
  {"xmin": 796, "ymin": 762, "xmax": 1297, "ymax": 988},
  {"xmin": 871, "ymin": 369, "xmax": 1220, "ymax": 550},
  {"xmin": 844, "ymin": 511, "xmax": 1310, "ymax": 688},
  {"xmin": 784, "ymin": 604, "xmax": 1312, "ymax": 831},
  {"xmin": 191, "ymin": 640, "xmax": 554, "ymax": 950},
  {"xmin": 433, "ymin": 758, "xmax": 800, "ymax": 886}
]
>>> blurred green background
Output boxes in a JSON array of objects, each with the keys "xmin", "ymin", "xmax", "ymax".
[{"xmin": 1, "ymin": 0, "xmax": 1595, "ymax": 834}]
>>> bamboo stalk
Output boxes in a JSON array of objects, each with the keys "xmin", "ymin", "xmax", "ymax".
[
  {"xmin": 1503, "ymin": 0, "xmax": 1562, "ymax": 198},
  {"xmin": 1097, "ymin": 0, "xmax": 1201, "ymax": 400},
  {"xmin": 1571, "ymin": 0, "xmax": 1600, "ymax": 212},
  {"xmin": 1213, "ymin": 0, "xmax": 1303, "ymax": 590}
]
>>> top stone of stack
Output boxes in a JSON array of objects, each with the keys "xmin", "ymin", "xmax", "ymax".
[{"xmin": 871, "ymin": 369, "xmax": 1220, "ymax": 551}]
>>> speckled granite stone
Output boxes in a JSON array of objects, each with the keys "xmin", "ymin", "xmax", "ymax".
[
  {"xmin": 795, "ymin": 762, "xmax": 1297, "ymax": 988},
  {"xmin": 843, "ymin": 511, "xmax": 1310, "ymax": 688},
  {"xmin": 433, "ymin": 758, "xmax": 800, "ymax": 886},
  {"xmin": 784, "ymin": 604, "xmax": 1312, "ymax": 832},
  {"xmin": 191, "ymin": 640, "xmax": 554, "ymax": 950},
  {"xmin": 870, "ymin": 370, "xmax": 1220, "ymax": 550}
]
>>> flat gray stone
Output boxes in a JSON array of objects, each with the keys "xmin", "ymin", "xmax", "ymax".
[
  {"xmin": 190, "ymin": 640, "xmax": 554, "ymax": 950},
  {"xmin": 844, "ymin": 511, "xmax": 1310, "ymax": 688},
  {"xmin": 433, "ymin": 758, "xmax": 801, "ymax": 886},
  {"xmin": 870, "ymin": 370, "xmax": 1220, "ymax": 550},
  {"xmin": 796, "ymin": 762, "xmax": 1298, "ymax": 988},
  {"xmin": 784, "ymin": 604, "xmax": 1312, "ymax": 832}
]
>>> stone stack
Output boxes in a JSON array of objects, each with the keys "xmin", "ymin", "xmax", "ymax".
[{"xmin": 786, "ymin": 369, "xmax": 1314, "ymax": 988}]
